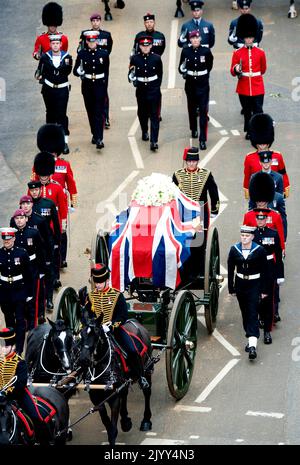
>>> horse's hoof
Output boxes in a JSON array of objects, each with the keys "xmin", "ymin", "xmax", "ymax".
[
  {"xmin": 140, "ymin": 420, "xmax": 152, "ymax": 432},
  {"xmin": 67, "ymin": 429, "xmax": 73, "ymax": 442},
  {"xmin": 121, "ymin": 417, "xmax": 132, "ymax": 432}
]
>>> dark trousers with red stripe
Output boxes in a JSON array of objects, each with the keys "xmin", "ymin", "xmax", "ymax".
[
  {"xmin": 185, "ymin": 82, "xmax": 209, "ymax": 142},
  {"xmin": 114, "ymin": 326, "xmax": 144, "ymax": 380},
  {"xmin": 1, "ymin": 297, "xmax": 26, "ymax": 354}
]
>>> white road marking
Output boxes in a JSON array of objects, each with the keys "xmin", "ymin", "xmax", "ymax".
[
  {"xmin": 128, "ymin": 136, "xmax": 145, "ymax": 169},
  {"xmin": 198, "ymin": 316, "xmax": 240, "ymax": 356},
  {"xmin": 210, "ymin": 202, "xmax": 228, "ymax": 225},
  {"xmin": 236, "ymin": 439, "xmax": 245, "ymax": 443},
  {"xmin": 208, "ymin": 115, "xmax": 222, "ymax": 128},
  {"xmin": 200, "ymin": 137, "xmax": 229, "ymax": 168},
  {"xmin": 190, "ymin": 435, "xmax": 200, "ymax": 439},
  {"xmin": 168, "ymin": 20, "xmax": 179, "ymax": 89},
  {"xmin": 121, "ymin": 106, "xmax": 137, "ymax": 111},
  {"xmin": 106, "ymin": 170, "xmax": 139, "ymax": 203},
  {"xmin": 145, "ymin": 432, "xmax": 157, "ymax": 436},
  {"xmin": 246, "ymin": 411, "xmax": 284, "ymax": 419},
  {"xmin": 209, "ymin": 100, "xmax": 216, "ymax": 105},
  {"xmin": 105, "ymin": 202, "xmax": 118, "ymax": 216},
  {"xmin": 220, "ymin": 264, "xmax": 228, "ymax": 275},
  {"xmin": 220, "ymin": 129, "xmax": 228, "ymax": 136},
  {"xmin": 140, "ymin": 438, "xmax": 185, "ymax": 445},
  {"xmin": 231, "ymin": 129, "xmax": 240, "ymax": 136},
  {"xmin": 195, "ymin": 359, "xmax": 240, "ymax": 403},
  {"xmin": 218, "ymin": 190, "xmax": 229, "ymax": 202},
  {"xmin": 174, "ymin": 405, "xmax": 212, "ymax": 413},
  {"xmin": 128, "ymin": 116, "xmax": 140, "ymax": 137}
]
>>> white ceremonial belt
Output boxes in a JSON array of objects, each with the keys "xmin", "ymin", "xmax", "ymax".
[
  {"xmin": 44, "ymin": 79, "xmax": 69, "ymax": 88},
  {"xmin": 85, "ymin": 73, "xmax": 105, "ymax": 79},
  {"xmin": 29, "ymin": 254, "xmax": 36, "ymax": 261},
  {"xmin": 241, "ymin": 72, "xmax": 261, "ymax": 77},
  {"xmin": 187, "ymin": 70, "xmax": 208, "ymax": 76},
  {"xmin": 0, "ymin": 274, "xmax": 23, "ymax": 283},
  {"xmin": 137, "ymin": 75, "xmax": 158, "ymax": 82},
  {"xmin": 236, "ymin": 273, "xmax": 260, "ymax": 280},
  {"xmin": 266, "ymin": 254, "xmax": 274, "ymax": 260}
]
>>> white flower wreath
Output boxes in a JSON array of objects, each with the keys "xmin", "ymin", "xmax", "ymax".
[{"xmin": 131, "ymin": 173, "xmax": 179, "ymax": 207}]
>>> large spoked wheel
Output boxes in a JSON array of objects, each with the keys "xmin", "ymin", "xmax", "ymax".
[
  {"xmin": 166, "ymin": 290, "xmax": 197, "ymax": 400},
  {"xmin": 90, "ymin": 229, "xmax": 109, "ymax": 267},
  {"xmin": 53, "ymin": 287, "xmax": 81, "ymax": 335},
  {"xmin": 204, "ymin": 227, "xmax": 221, "ymax": 334}
]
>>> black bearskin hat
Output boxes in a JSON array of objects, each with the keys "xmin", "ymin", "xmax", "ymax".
[
  {"xmin": 34, "ymin": 151, "xmax": 55, "ymax": 176},
  {"xmin": 249, "ymin": 172, "xmax": 275, "ymax": 203},
  {"xmin": 37, "ymin": 124, "xmax": 65, "ymax": 156},
  {"xmin": 236, "ymin": 13, "xmax": 258, "ymax": 39},
  {"xmin": 249, "ymin": 113, "xmax": 275, "ymax": 149},
  {"xmin": 42, "ymin": 2, "xmax": 63, "ymax": 27}
]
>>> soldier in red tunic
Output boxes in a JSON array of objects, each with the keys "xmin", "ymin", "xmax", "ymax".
[
  {"xmin": 33, "ymin": 2, "xmax": 68, "ymax": 60},
  {"xmin": 35, "ymin": 124, "xmax": 78, "ymax": 268},
  {"xmin": 230, "ymin": 13, "xmax": 267, "ymax": 138},
  {"xmin": 243, "ymin": 113, "xmax": 290, "ymax": 199}
]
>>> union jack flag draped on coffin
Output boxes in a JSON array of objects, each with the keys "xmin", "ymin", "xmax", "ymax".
[{"xmin": 108, "ymin": 173, "xmax": 202, "ymax": 291}]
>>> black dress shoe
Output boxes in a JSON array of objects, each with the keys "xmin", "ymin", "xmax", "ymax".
[
  {"xmin": 61, "ymin": 261, "xmax": 68, "ymax": 268},
  {"xmin": 96, "ymin": 140, "xmax": 104, "ymax": 149},
  {"xmin": 150, "ymin": 142, "xmax": 158, "ymax": 151},
  {"xmin": 91, "ymin": 137, "xmax": 97, "ymax": 144},
  {"xmin": 199, "ymin": 141, "xmax": 207, "ymax": 150},
  {"xmin": 274, "ymin": 313, "xmax": 281, "ymax": 323},
  {"xmin": 248, "ymin": 346, "xmax": 257, "ymax": 360},
  {"xmin": 142, "ymin": 132, "xmax": 149, "ymax": 141},
  {"xmin": 245, "ymin": 344, "xmax": 250, "ymax": 353},
  {"xmin": 53, "ymin": 280, "xmax": 62, "ymax": 290},
  {"xmin": 63, "ymin": 143, "xmax": 70, "ymax": 155},
  {"xmin": 191, "ymin": 130, "xmax": 198, "ymax": 138},
  {"xmin": 105, "ymin": 118, "xmax": 110, "ymax": 129},
  {"xmin": 245, "ymin": 133, "xmax": 250, "ymax": 140},
  {"xmin": 264, "ymin": 332, "xmax": 272, "ymax": 344}
]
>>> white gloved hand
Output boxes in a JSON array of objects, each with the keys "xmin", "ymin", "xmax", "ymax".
[
  {"xmin": 69, "ymin": 206, "xmax": 75, "ymax": 213},
  {"xmin": 102, "ymin": 322, "xmax": 111, "ymax": 334},
  {"xmin": 26, "ymin": 297, "xmax": 33, "ymax": 302},
  {"xmin": 179, "ymin": 30, "xmax": 188, "ymax": 43},
  {"xmin": 39, "ymin": 274, "xmax": 45, "ymax": 279},
  {"xmin": 76, "ymin": 66, "xmax": 85, "ymax": 76},
  {"xmin": 229, "ymin": 34, "xmax": 238, "ymax": 43},
  {"xmin": 277, "ymin": 278, "xmax": 285, "ymax": 285}
]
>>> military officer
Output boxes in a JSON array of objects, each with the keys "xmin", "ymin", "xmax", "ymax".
[
  {"xmin": 227, "ymin": 225, "xmax": 269, "ymax": 360},
  {"xmin": 0, "ymin": 229, "xmax": 33, "ymax": 355},
  {"xmin": 78, "ymin": 12, "xmax": 113, "ymax": 129},
  {"xmin": 84, "ymin": 264, "xmax": 149, "ymax": 390},
  {"xmin": 73, "ymin": 30, "xmax": 110, "ymax": 150},
  {"xmin": 12, "ymin": 209, "xmax": 46, "ymax": 329},
  {"xmin": 230, "ymin": 14, "xmax": 267, "ymax": 138},
  {"xmin": 35, "ymin": 124, "xmax": 78, "ymax": 268},
  {"xmin": 243, "ymin": 113, "xmax": 290, "ymax": 199},
  {"xmin": 128, "ymin": 36, "xmax": 163, "ymax": 152},
  {"xmin": 33, "ymin": 2, "xmax": 68, "ymax": 60},
  {"xmin": 27, "ymin": 181, "xmax": 61, "ymax": 311},
  {"xmin": 228, "ymin": 0, "xmax": 263, "ymax": 49},
  {"xmin": 132, "ymin": 13, "xmax": 166, "ymax": 57},
  {"xmin": 35, "ymin": 34, "xmax": 72, "ymax": 155},
  {"xmin": 178, "ymin": 1, "xmax": 215, "ymax": 49},
  {"xmin": 179, "ymin": 30, "xmax": 214, "ymax": 150},
  {"xmin": 243, "ymin": 172, "xmax": 285, "ymax": 252},
  {"xmin": 253, "ymin": 209, "xmax": 284, "ymax": 344},
  {"xmin": 256, "ymin": 151, "xmax": 284, "ymax": 195}
]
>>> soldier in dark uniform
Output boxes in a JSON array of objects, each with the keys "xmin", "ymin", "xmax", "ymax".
[
  {"xmin": 228, "ymin": 0, "xmax": 263, "ymax": 49},
  {"xmin": 35, "ymin": 34, "xmax": 72, "ymax": 154},
  {"xmin": 253, "ymin": 209, "xmax": 284, "ymax": 344},
  {"xmin": 73, "ymin": 30, "xmax": 110, "ymax": 150},
  {"xmin": 179, "ymin": 30, "xmax": 213, "ymax": 150},
  {"xmin": 178, "ymin": 1, "xmax": 215, "ymax": 49},
  {"xmin": 0, "ymin": 229, "xmax": 33, "ymax": 355},
  {"xmin": 33, "ymin": 2, "xmax": 68, "ymax": 60},
  {"xmin": 78, "ymin": 12, "xmax": 113, "ymax": 129},
  {"xmin": 132, "ymin": 13, "xmax": 166, "ymax": 57},
  {"xmin": 84, "ymin": 264, "xmax": 149, "ymax": 390},
  {"xmin": 27, "ymin": 181, "xmax": 61, "ymax": 312},
  {"xmin": 227, "ymin": 225, "xmax": 269, "ymax": 360},
  {"xmin": 128, "ymin": 36, "xmax": 163, "ymax": 152},
  {"xmin": 0, "ymin": 328, "xmax": 51, "ymax": 443},
  {"xmin": 12, "ymin": 209, "xmax": 46, "ymax": 329}
]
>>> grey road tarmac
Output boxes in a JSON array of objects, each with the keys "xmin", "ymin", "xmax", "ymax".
[{"xmin": 0, "ymin": 0, "xmax": 300, "ymax": 446}]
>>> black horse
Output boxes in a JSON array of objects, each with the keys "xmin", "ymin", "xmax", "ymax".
[
  {"xmin": 79, "ymin": 315, "xmax": 153, "ymax": 446},
  {"xmin": 102, "ymin": 0, "xmax": 125, "ymax": 21},
  {"xmin": 0, "ymin": 377, "xmax": 69, "ymax": 445},
  {"xmin": 25, "ymin": 319, "xmax": 79, "ymax": 398}
]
